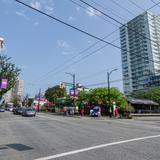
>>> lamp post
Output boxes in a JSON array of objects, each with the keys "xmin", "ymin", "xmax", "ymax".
[
  {"xmin": 107, "ymin": 69, "xmax": 118, "ymax": 116},
  {"xmin": 0, "ymin": 37, "xmax": 4, "ymax": 49}
]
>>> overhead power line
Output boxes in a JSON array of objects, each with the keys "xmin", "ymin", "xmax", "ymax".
[
  {"xmin": 15, "ymin": 0, "xmax": 160, "ymax": 85},
  {"xmin": 34, "ymin": 29, "xmax": 119, "ymax": 83},
  {"xmin": 85, "ymin": 71, "xmax": 159, "ymax": 87},
  {"xmin": 88, "ymin": 0, "xmax": 127, "ymax": 21},
  {"xmin": 35, "ymin": 37, "xmax": 120, "ymax": 83},
  {"xmin": 15, "ymin": 0, "xmax": 121, "ymax": 50},
  {"xmin": 79, "ymin": 0, "xmax": 160, "ymax": 47},
  {"xmin": 109, "ymin": 0, "xmax": 136, "ymax": 16},
  {"xmin": 69, "ymin": 0, "xmax": 119, "ymax": 27},
  {"xmin": 127, "ymin": 0, "xmax": 145, "ymax": 11},
  {"xmin": 35, "ymin": 0, "xmax": 160, "ymax": 83}
]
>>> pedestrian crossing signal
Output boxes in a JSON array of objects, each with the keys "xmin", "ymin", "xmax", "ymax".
[{"xmin": 59, "ymin": 82, "xmax": 64, "ymax": 89}]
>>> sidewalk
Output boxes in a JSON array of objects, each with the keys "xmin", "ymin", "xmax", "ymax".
[{"xmin": 37, "ymin": 111, "xmax": 117, "ymax": 120}]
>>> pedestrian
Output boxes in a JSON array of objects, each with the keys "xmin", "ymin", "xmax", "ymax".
[
  {"xmin": 109, "ymin": 108, "xmax": 112, "ymax": 118},
  {"xmin": 80, "ymin": 107, "xmax": 84, "ymax": 116},
  {"xmin": 114, "ymin": 107, "xmax": 119, "ymax": 119},
  {"xmin": 97, "ymin": 106, "xmax": 101, "ymax": 118},
  {"xmin": 90, "ymin": 108, "xmax": 93, "ymax": 116}
]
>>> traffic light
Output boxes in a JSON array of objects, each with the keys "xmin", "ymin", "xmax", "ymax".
[{"xmin": 59, "ymin": 82, "xmax": 64, "ymax": 89}]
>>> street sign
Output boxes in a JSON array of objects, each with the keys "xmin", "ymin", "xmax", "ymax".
[
  {"xmin": 69, "ymin": 89, "xmax": 78, "ymax": 96},
  {"xmin": 63, "ymin": 82, "xmax": 73, "ymax": 87},
  {"xmin": 98, "ymin": 99, "xmax": 103, "ymax": 104}
]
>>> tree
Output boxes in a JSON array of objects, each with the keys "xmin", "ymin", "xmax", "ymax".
[
  {"xmin": 77, "ymin": 87, "xmax": 127, "ymax": 115},
  {"xmin": 129, "ymin": 90, "xmax": 147, "ymax": 99},
  {"xmin": 130, "ymin": 87, "xmax": 160, "ymax": 104},
  {"xmin": 89, "ymin": 87, "xmax": 127, "ymax": 107},
  {"xmin": 76, "ymin": 90, "xmax": 89, "ymax": 107},
  {"xmin": 0, "ymin": 55, "xmax": 21, "ymax": 97},
  {"xmin": 44, "ymin": 85, "xmax": 67, "ymax": 102},
  {"xmin": 147, "ymin": 88, "xmax": 160, "ymax": 103}
]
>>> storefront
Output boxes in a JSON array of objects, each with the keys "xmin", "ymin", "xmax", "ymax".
[{"xmin": 127, "ymin": 97, "xmax": 159, "ymax": 113}]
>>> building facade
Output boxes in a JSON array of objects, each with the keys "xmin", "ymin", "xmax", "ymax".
[
  {"xmin": 120, "ymin": 11, "xmax": 160, "ymax": 95},
  {"xmin": 12, "ymin": 79, "xmax": 24, "ymax": 99},
  {"xmin": 4, "ymin": 80, "xmax": 24, "ymax": 102}
]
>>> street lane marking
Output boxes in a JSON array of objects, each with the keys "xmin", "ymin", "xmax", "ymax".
[{"xmin": 34, "ymin": 134, "xmax": 160, "ymax": 160}]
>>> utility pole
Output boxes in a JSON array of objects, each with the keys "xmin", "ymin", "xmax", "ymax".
[
  {"xmin": 65, "ymin": 72, "xmax": 76, "ymax": 109},
  {"xmin": 107, "ymin": 69, "xmax": 118, "ymax": 116},
  {"xmin": 37, "ymin": 88, "xmax": 41, "ymax": 112}
]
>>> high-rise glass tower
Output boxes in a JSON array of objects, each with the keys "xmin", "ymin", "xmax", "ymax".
[{"xmin": 120, "ymin": 12, "xmax": 160, "ymax": 95}]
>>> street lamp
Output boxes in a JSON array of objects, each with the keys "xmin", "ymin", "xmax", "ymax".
[
  {"xmin": 107, "ymin": 68, "xmax": 118, "ymax": 116},
  {"xmin": 0, "ymin": 37, "xmax": 4, "ymax": 49}
]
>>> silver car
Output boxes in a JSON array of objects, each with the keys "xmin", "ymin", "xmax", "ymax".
[
  {"xmin": 0, "ymin": 107, "xmax": 5, "ymax": 112},
  {"xmin": 22, "ymin": 108, "xmax": 36, "ymax": 117}
]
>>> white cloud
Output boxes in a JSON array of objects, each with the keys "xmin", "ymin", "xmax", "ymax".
[
  {"xmin": 34, "ymin": 21, "xmax": 39, "ymax": 26},
  {"xmin": 62, "ymin": 51, "xmax": 73, "ymax": 56},
  {"xmin": 15, "ymin": 11, "xmax": 29, "ymax": 20},
  {"xmin": 73, "ymin": 54, "xmax": 82, "ymax": 62},
  {"xmin": 68, "ymin": 16, "xmax": 76, "ymax": 21},
  {"xmin": 18, "ymin": 65, "xmax": 27, "ymax": 69},
  {"xmin": 57, "ymin": 40, "xmax": 70, "ymax": 49},
  {"xmin": 57, "ymin": 40, "xmax": 76, "ymax": 56},
  {"xmin": 87, "ymin": 40, "xmax": 92, "ymax": 44},
  {"xmin": 2, "ymin": 0, "xmax": 12, "ymax": 4},
  {"xmin": 44, "ymin": 5, "xmax": 54, "ymax": 14},
  {"xmin": 85, "ymin": 7, "xmax": 102, "ymax": 17},
  {"xmin": 76, "ymin": 7, "xmax": 81, "ymax": 12},
  {"xmin": 30, "ymin": 0, "xmax": 54, "ymax": 14},
  {"xmin": 31, "ymin": 1, "xmax": 42, "ymax": 10}
]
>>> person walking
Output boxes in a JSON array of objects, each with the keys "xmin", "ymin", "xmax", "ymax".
[
  {"xmin": 109, "ymin": 107, "xmax": 112, "ymax": 118},
  {"xmin": 114, "ymin": 107, "xmax": 119, "ymax": 119},
  {"xmin": 80, "ymin": 107, "xmax": 84, "ymax": 116}
]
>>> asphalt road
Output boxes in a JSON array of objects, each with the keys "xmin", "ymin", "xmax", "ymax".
[{"xmin": 0, "ymin": 111, "xmax": 160, "ymax": 160}]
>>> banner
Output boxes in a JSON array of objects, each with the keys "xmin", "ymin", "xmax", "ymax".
[
  {"xmin": 0, "ymin": 79, "xmax": 8, "ymax": 89},
  {"xmin": 69, "ymin": 89, "xmax": 78, "ymax": 96}
]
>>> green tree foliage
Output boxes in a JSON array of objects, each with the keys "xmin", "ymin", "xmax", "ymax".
[
  {"xmin": 147, "ymin": 88, "xmax": 160, "ymax": 103},
  {"xmin": 88, "ymin": 87, "xmax": 127, "ymax": 107},
  {"xmin": 76, "ymin": 90, "xmax": 89, "ymax": 107},
  {"xmin": 11, "ymin": 96, "xmax": 21, "ymax": 106},
  {"xmin": 130, "ymin": 87, "xmax": 160, "ymax": 104},
  {"xmin": 44, "ymin": 85, "xmax": 67, "ymax": 102},
  {"xmin": 129, "ymin": 90, "xmax": 147, "ymax": 99},
  {"xmin": 0, "ymin": 55, "xmax": 21, "ymax": 97}
]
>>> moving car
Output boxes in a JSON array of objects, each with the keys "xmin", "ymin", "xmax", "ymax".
[{"xmin": 22, "ymin": 108, "xmax": 36, "ymax": 117}]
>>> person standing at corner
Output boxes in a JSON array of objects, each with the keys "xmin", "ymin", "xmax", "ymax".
[
  {"xmin": 80, "ymin": 107, "xmax": 84, "ymax": 116},
  {"xmin": 109, "ymin": 107, "xmax": 112, "ymax": 118}
]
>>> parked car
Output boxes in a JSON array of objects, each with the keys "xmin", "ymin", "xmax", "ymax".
[
  {"xmin": 6, "ymin": 106, "xmax": 14, "ymax": 112},
  {"xmin": 13, "ymin": 107, "xmax": 23, "ymax": 115},
  {"xmin": 5, "ymin": 103, "xmax": 14, "ymax": 111},
  {"xmin": 90, "ymin": 106, "xmax": 101, "ymax": 117},
  {"xmin": 0, "ymin": 107, "xmax": 5, "ymax": 112},
  {"xmin": 22, "ymin": 108, "xmax": 36, "ymax": 117}
]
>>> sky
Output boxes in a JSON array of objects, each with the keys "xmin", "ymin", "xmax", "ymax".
[{"xmin": 0, "ymin": 0, "xmax": 160, "ymax": 97}]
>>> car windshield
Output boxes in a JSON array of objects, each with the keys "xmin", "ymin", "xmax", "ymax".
[{"xmin": 26, "ymin": 108, "xmax": 34, "ymax": 111}]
